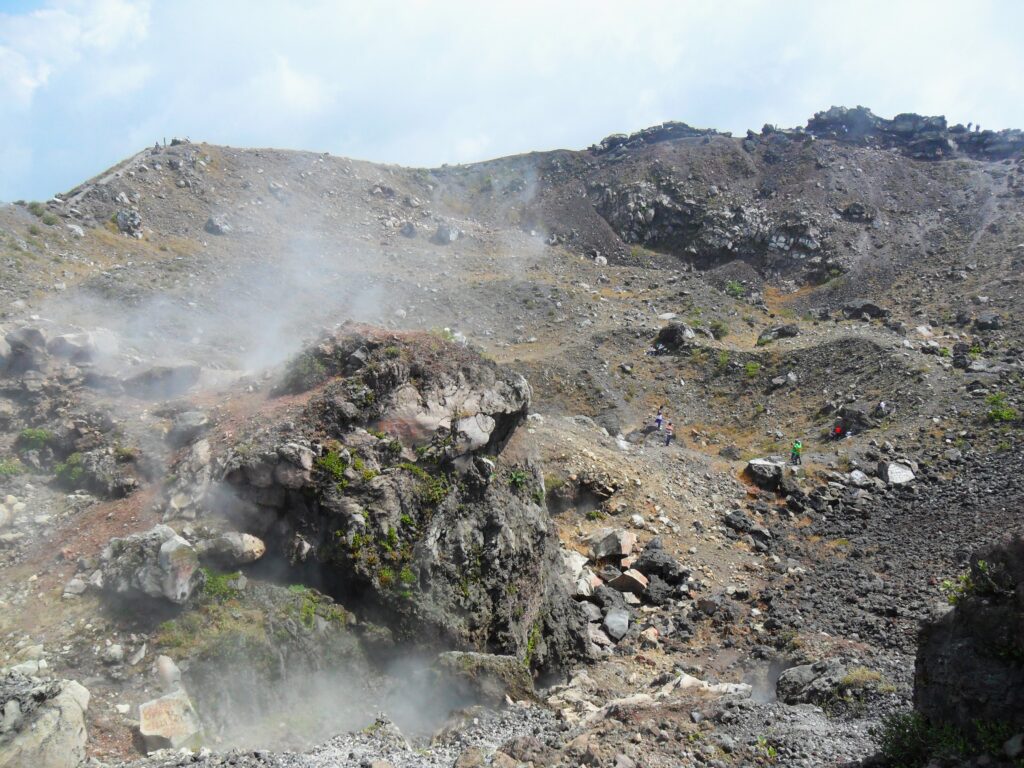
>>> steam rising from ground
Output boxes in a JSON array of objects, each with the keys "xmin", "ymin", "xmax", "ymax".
[
  {"xmin": 37, "ymin": 155, "xmax": 552, "ymax": 380},
  {"xmin": 191, "ymin": 654, "xmax": 477, "ymax": 752},
  {"xmin": 16, "ymin": 152, "xmax": 555, "ymax": 749}
]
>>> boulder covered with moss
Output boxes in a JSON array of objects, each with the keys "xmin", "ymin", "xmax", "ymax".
[{"xmin": 158, "ymin": 327, "xmax": 590, "ymax": 675}]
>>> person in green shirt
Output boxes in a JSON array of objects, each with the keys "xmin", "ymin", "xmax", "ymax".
[{"xmin": 790, "ymin": 439, "xmax": 803, "ymax": 465}]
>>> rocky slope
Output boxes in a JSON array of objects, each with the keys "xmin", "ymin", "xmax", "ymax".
[{"xmin": 0, "ymin": 106, "xmax": 1022, "ymax": 767}]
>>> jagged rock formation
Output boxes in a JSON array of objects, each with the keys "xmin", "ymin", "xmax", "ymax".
[
  {"xmin": 804, "ymin": 106, "xmax": 1024, "ymax": 161},
  {"xmin": 159, "ymin": 328, "xmax": 589, "ymax": 673},
  {"xmin": 591, "ymin": 176, "xmax": 840, "ymax": 280}
]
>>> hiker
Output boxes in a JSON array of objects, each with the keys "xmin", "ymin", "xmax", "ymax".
[
  {"xmin": 831, "ymin": 418, "xmax": 845, "ymax": 441},
  {"xmin": 664, "ymin": 420, "xmax": 675, "ymax": 446},
  {"xmin": 790, "ymin": 439, "xmax": 803, "ymax": 465},
  {"xmin": 654, "ymin": 407, "xmax": 664, "ymax": 431}
]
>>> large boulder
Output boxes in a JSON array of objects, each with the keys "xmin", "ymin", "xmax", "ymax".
[
  {"xmin": 154, "ymin": 583, "xmax": 372, "ymax": 746},
  {"xmin": 776, "ymin": 659, "xmax": 848, "ymax": 705},
  {"xmin": 99, "ymin": 525, "xmax": 204, "ymax": 604},
  {"xmin": 204, "ymin": 215, "xmax": 231, "ymax": 236},
  {"xmin": 46, "ymin": 330, "xmax": 118, "ymax": 363},
  {"xmin": 842, "ymin": 299, "xmax": 889, "ymax": 319},
  {"xmin": 3, "ymin": 326, "xmax": 48, "ymax": 373},
  {"xmin": 632, "ymin": 537, "xmax": 687, "ymax": 585},
  {"xmin": 0, "ymin": 673, "xmax": 89, "ymax": 768},
  {"xmin": 745, "ymin": 458, "xmax": 785, "ymax": 490},
  {"xmin": 589, "ymin": 528, "xmax": 637, "ymax": 560},
  {"xmin": 157, "ymin": 329, "xmax": 589, "ymax": 673},
  {"xmin": 756, "ymin": 324, "xmax": 799, "ymax": 345},
  {"xmin": 877, "ymin": 461, "xmax": 915, "ymax": 485},
  {"xmin": 914, "ymin": 537, "xmax": 1024, "ymax": 737},
  {"xmin": 138, "ymin": 688, "xmax": 202, "ymax": 751},
  {"xmin": 654, "ymin": 323, "xmax": 696, "ymax": 352},
  {"xmin": 194, "ymin": 531, "xmax": 266, "ymax": 567},
  {"xmin": 115, "ymin": 209, "xmax": 143, "ymax": 237},
  {"xmin": 974, "ymin": 311, "xmax": 1002, "ymax": 331}
]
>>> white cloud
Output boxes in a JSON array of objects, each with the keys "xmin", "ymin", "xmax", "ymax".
[{"xmin": 0, "ymin": 0, "xmax": 150, "ymax": 108}]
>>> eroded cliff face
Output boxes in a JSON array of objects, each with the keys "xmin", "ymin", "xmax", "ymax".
[{"xmin": 159, "ymin": 327, "xmax": 589, "ymax": 674}]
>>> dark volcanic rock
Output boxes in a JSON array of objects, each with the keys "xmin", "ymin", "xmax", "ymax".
[
  {"xmin": 805, "ymin": 106, "xmax": 1024, "ymax": 160},
  {"xmin": 159, "ymin": 328, "xmax": 589, "ymax": 673},
  {"xmin": 914, "ymin": 537, "xmax": 1024, "ymax": 736},
  {"xmin": 842, "ymin": 298, "xmax": 889, "ymax": 319},
  {"xmin": 633, "ymin": 537, "xmax": 688, "ymax": 585}
]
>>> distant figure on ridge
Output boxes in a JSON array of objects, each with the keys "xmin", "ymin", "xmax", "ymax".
[
  {"xmin": 654, "ymin": 407, "xmax": 664, "ymax": 431},
  {"xmin": 664, "ymin": 420, "xmax": 674, "ymax": 446}
]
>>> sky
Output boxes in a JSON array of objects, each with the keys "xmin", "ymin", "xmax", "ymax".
[{"xmin": 1, "ymin": 0, "xmax": 1023, "ymax": 201}]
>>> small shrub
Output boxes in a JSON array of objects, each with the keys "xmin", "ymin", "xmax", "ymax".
[
  {"xmin": 939, "ymin": 570, "xmax": 975, "ymax": 605},
  {"xmin": 399, "ymin": 566, "xmax": 416, "ymax": 586},
  {"xmin": 27, "ymin": 201, "xmax": 45, "ymax": 216},
  {"xmin": 716, "ymin": 350, "xmax": 730, "ymax": 369},
  {"xmin": 17, "ymin": 428, "xmax": 53, "ymax": 451},
  {"xmin": 708, "ymin": 319, "xmax": 729, "ymax": 339},
  {"xmin": 383, "ymin": 345, "xmax": 401, "ymax": 358},
  {"xmin": 54, "ymin": 453, "xmax": 85, "ymax": 487},
  {"xmin": 378, "ymin": 567, "xmax": 395, "ymax": 588},
  {"xmin": 840, "ymin": 666, "xmax": 883, "ymax": 689},
  {"xmin": 201, "ymin": 568, "xmax": 241, "ymax": 601},
  {"xmin": 508, "ymin": 469, "xmax": 528, "ymax": 489},
  {"xmin": 114, "ymin": 444, "xmax": 136, "ymax": 462},
  {"xmin": 27, "ymin": 224, "xmax": 41, "ymax": 236},
  {"xmin": 755, "ymin": 735, "xmax": 778, "ymax": 761},
  {"xmin": 317, "ymin": 450, "xmax": 348, "ymax": 481},
  {"xmin": 41, "ymin": 212, "xmax": 59, "ymax": 226},
  {"xmin": 281, "ymin": 351, "xmax": 327, "ymax": 392},
  {"xmin": 876, "ymin": 712, "xmax": 972, "ymax": 768},
  {"xmin": 744, "ymin": 361, "xmax": 761, "ymax": 377},
  {"xmin": 0, "ymin": 458, "xmax": 23, "ymax": 477},
  {"xmin": 985, "ymin": 392, "xmax": 1018, "ymax": 423},
  {"xmin": 725, "ymin": 280, "xmax": 745, "ymax": 298}
]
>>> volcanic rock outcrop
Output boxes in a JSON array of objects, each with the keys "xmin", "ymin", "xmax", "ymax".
[
  {"xmin": 914, "ymin": 536, "xmax": 1024, "ymax": 738},
  {"xmin": 159, "ymin": 327, "xmax": 589, "ymax": 672}
]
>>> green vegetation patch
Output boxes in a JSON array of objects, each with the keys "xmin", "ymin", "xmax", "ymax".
[
  {"xmin": 54, "ymin": 452, "xmax": 85, "ymax": 487},
  {"xmin": 0, "ymin": 458, "xmax": 23, "ymax": 477},
  {"xmin": 201, "ymin": 568, "xmax": 242, "ymax": 602},
  {"xmin": 708, "ymin": 319, "xmax": 730, "ymax": 339},
  {"xmin": 17, "ymin": 428, "xmax": 53, "ymax": 452},
  {"xmin": 281, "ymin": 350, "xmax": 328, "ymax": 392},
  {"xmin": 985, "ymin": 392, "xmax": 1018, "ymax": 423},
  {"xmin": 875, "ymin": 712, "xmax": 1023, "ymax": 768}
]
